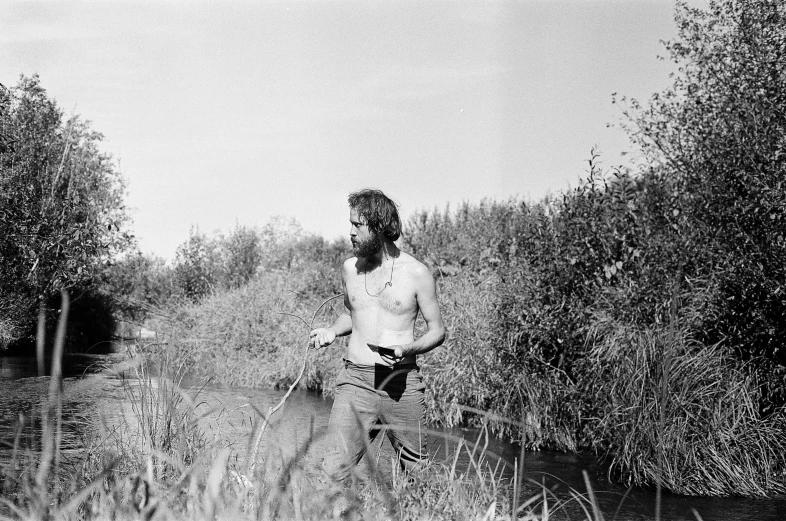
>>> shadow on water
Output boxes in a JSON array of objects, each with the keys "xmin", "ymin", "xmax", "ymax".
[
  {"xmin": 0, "ymin": 352, "xmax": 122, "ymax": 380},
  {"xmin": 432, "ymin": 428, "xmax": 786, "ymax": 521},
  {"xmin": 0, "ymin": 357, "xmax": 122, "ymax": 464},
  {"xmin": 3, "ymin": 289, "xmax": 121, "ymax": 357}
]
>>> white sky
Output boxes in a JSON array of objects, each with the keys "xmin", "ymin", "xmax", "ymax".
[{"xmin": 2, "ymin": 0, "xmax": 688, "ymax": 260}]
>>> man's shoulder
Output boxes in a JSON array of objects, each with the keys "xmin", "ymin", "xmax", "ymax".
[
  {"xmin": 341, "ymin": 256, "xmax": 359, "ymax": 274},
  {"xmin": 397, "ymin": 252, "xmax": 432, "ymax": 279}
]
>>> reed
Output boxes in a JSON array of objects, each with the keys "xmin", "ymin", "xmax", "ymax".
[
  {"xmin": 582, "ymin": 314, "xmax": 786, "ymax": 497},
  {"xmin": 121, "ymin": 345, "xmax": 206, "ymax": 481}
]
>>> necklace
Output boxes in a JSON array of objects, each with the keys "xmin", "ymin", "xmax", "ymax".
[{"xmin": 365, "ymin": 256, "xmax": 395, "ymax": 297}]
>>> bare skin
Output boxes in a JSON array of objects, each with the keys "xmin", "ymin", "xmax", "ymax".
[{"xmin": 309, "ymin": 209, "xmax": 446, "ymax": 366}]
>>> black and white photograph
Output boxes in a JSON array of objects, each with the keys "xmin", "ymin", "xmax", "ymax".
[{"xmin": 2, "ymin": 1, "xmax": 785, "ymax": 519}]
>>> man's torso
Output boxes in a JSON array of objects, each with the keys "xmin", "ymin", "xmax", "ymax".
[{"xmin": 344, "ymin": 252, "xmax": 421, "ymax": 366}]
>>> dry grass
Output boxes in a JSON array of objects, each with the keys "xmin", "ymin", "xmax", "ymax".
[{"xmin": 146, "ymin": 269, "xmax": 346, "ymax": 395}]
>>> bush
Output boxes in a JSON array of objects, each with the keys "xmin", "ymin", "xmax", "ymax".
[
  {"xmin": 140, "ymin": 2, "xmax": 786, "ymax": 497},
  {"xmin": 581, "ymin": 314, "xmax": 786, "ymax": 496},
  {"xmin": 0, "ymin": 75, "xmax": 131, "ymax": 344},
  {"xmin": 618, "ymin": 0, "xmax": 786, "ymax": 406},
  {"xmin": 147, "ymin": 268, "xmax": 347, "ymax": 393}
]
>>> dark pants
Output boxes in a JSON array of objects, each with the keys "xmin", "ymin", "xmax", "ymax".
[{"xmin": 322, "ymin": 360, "xmax": 427, "ymax": 481}]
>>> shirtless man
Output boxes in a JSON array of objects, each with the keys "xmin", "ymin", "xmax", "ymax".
[{"xmin": 309, "ymin": 189, "xmax": 447, "ymax": 481}]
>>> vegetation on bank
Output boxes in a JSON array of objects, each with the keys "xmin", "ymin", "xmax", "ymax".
[
  {"xmin": 142, "ymin": 0, "xmax": 786, "ymax": 497},
  {"xmin": 0, "ymin": 76, "xmax": 131, "ymax": 348},
  {"xmin": 1, "ymin": 299, "xmax": 632, "ymax": 521}
]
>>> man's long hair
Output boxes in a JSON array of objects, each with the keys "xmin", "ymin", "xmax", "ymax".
[{"xmin": 348, "ymin": 189, "xmax": 402, "ymax": 241}]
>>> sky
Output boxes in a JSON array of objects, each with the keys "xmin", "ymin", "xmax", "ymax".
[{"xmin": 2, "ymin": 0, "xmax": 689, "ymax": 260}]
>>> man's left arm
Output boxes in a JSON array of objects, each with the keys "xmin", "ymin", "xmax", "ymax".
[{"xmin": 396, "ymin": 266, "xmax": 447, "ymax": 358}]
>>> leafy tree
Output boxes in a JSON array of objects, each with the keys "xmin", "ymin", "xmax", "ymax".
[
  {"xmin": 102, "ymin": 251, "xmax": 178, "ymax": 322},
  {"xmin": 0, "ymin": 75, "xmax": 131, "ymax": 345},
  {"xmin": 258, "ymin": 216, "xmax": 308, "ymax": 270},
  {"xmin": 617, "ymin": 0, "xmax": 786, "ymax": 401},
  {"xmin": 217, "ymin": 222, "xmax": 262, "ymax": 289},
  {"xmin": 173, "ymin": 226, "xmax": 217, "ymax": 302}
]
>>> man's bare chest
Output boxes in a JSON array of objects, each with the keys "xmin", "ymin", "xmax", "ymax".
[{"xmin": 345, "ymin": 277, "xmax": 417, "ymax": 315}]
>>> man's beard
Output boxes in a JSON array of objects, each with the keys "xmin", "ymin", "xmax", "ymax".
[{"xmin": 353, "ymin": 234, "xmax": 382, "ymax": 259}]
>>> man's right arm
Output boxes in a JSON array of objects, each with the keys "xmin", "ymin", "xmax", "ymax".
[{"xmin": 309, "ymin": 307, "xmax": 351, "ymax": 349}]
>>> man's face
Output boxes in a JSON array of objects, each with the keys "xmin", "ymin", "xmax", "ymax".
[{"xmin": 349, "ymin": 208, "xmax": 381, "ymax": 258}]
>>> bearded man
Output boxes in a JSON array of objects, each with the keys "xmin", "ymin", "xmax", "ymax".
[{"xmin": 309, "ymin": 188, "xmax": 447, "ymax": 482}]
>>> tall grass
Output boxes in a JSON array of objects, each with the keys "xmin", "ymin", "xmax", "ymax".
[
  {"xmin": 147, "ymin": 268, "xmax": 346, "ymax": 395},
  {"xmin": 1, "ymin": 299, "xmax": 632, "ymax": 520},
  {"xmin": 121, "ymin": 347, "xmax": 206, "ymax": 482},
  {"xmin": 400, "ymin": 192, "xmax": 786, "ymax": 497},
  {"xmin": 581, "ymin": 314, "xmax": 786, "ymax": 497},
  {"xmin": 421, "ymin": 272, "xmax": 579, "ymax": 452}
]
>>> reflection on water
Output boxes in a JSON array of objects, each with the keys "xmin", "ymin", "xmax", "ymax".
[
  {"xmin": 0, "ymin": 353, "xmax": 117, "ymax": 380},
  {"xmin": 0, "ymin": 353, "xmax": 127, "ymax": 464},
  {"xmin": 2, "ymin": 353, "xmax": 785, "ymax": 520}
]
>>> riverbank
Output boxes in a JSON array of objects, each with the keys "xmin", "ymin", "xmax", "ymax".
[
  {"xmin": 144, "ymin": 265, "xmax": 786, "ymax": 499},
  {"xmin": 6, "ymin": 343, "xmax": 786, "ymax": 519},
  {"xmin": 0, "ymin": 344, "xmax": 605, "ymax": 520}
]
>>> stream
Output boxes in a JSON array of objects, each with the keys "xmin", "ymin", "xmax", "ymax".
[{"xmin": 1, "ymin": 352, "xmax": 785, "ymax": 520}]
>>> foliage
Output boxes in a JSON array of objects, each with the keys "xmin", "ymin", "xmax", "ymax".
[
  {"xmin": 405, "ymin": 0, "xmax": 786, "ymax": 481},
  {"xmin": 217, "ymin": 222, "xmax": 263, "ymax": 289},
  {"xmin": 402, "ymin": 160, "xmax": 785, "ymax": 494},
  {"xmin": 102, "ymin": 251, "xmax": 178, "ymax": 323},
  {"xmin": 172, "ymin": 226, "xmax": 218, "ymax": 302},
  {"xmin": 165, "ymin": 219, "xmax": 349, "ymax": 304},
  {"xmin": 61, "ymin": 288, "xmax": 119, "ymax": 353},
  {"xmin": 145, "ymin": 268, "xmax": 346, "ymax": 394},
  {"xmin": 0, "ymin": 75, "xmax": 131, "ymax": 344},
  {"xmin": 582, "ymin": 316, "xmax": 786, "ymax": 496},
  {"xmin": 157, "ymin": 149, "xmax": 785, "ymax": 495},
  {"xmin": 616, "ymin": 0, "xmax": 786, "ymax": 400},
  {"xmin": 85, "ymin": 0, "xmax": 786, "ymax": 498}
]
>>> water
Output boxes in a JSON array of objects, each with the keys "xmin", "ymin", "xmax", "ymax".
[{"xmin": 2, "ymin": 353, "xmax": 785, "ymax": 520}]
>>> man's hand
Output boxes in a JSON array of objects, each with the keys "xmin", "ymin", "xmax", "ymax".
[
  {"xmin": 309, "ymin": 327, "xmax": 337, "ymax": 349},
  {"xmin": 376, "ymin": 345, "xmax": 404, "ymax": 366}
]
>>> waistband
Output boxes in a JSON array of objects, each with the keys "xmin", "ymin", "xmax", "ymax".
[{"xmin": 343, "ymin": 358, "xmax": 420, "ymax": 372}]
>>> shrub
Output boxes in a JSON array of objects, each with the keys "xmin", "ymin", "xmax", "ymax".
[
  {"xmin": 581, "ymin": 314, "xmax": 786, "ymax": 496},
  {"xmin": 0, "ymin": 75, "xmax": 131, "ymax": 344},
  {"xmin": 147, "ymin": 269, "xmax": 347, "ymax": 393}
]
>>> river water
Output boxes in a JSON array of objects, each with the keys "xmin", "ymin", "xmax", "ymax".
[{"xmin": 1, "ymin": 352, "xmax": 785, "ymax": 520}]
